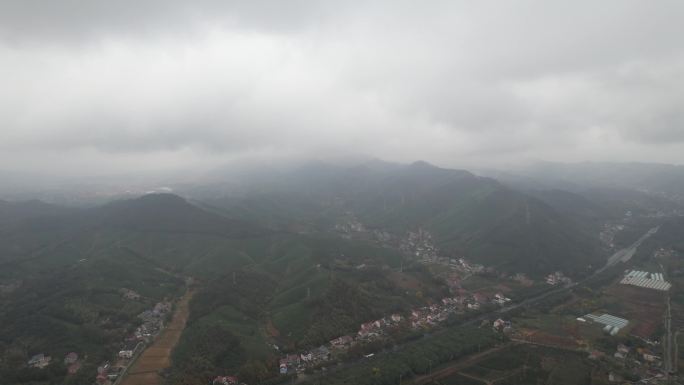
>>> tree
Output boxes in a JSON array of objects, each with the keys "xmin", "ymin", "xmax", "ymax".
[{"xmin": 238, "ymin": 360, "xmax": 270, "ymax": 384}]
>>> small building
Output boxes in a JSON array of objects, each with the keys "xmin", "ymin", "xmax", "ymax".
[
  {"xmin": 312, "ymin": 346, "xmax": 330, "ymax": 362},
  {"xmin": 330, "ymin": 335, "xmax": 354, "ymax": 348},
  {"xmin": 285, "ymin": 354, "xmax": 300, "ymax": 366},
  {"xmin": 643, "ymin": 353, "xmax": 660, "ymax": 362},
  {"xmin": 492, "ymin": 293, "xmax": 511, "ymax": 305},
  {"xmin": 616, "ymin": 344, "xmax": 630, "ymax": 355},
  {"xmin": 27, "ymin": 354, "xmax": 51, "ymax": 369},
  {"xmin": 120, "ymin": 288, "xmax": 141, "ymax": 300},
  {"xmin": 214, "ymin": 375, "xmax": 239, "ymax": 385},
  {"xmin": 64, "ymin": 352, "xmax": 79, "ymax": 365},
  {"xmin": 119, "ymin": 350, "xmax": 134, "ymax": 359},
  {"xmin": 300, "ymin": 352, "xmax": 313, "ymax": 362}
]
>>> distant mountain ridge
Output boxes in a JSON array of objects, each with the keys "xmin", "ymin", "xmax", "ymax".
[{"xmin": 510, "ymin": 161, "xmax": 684, "ymax": 201}]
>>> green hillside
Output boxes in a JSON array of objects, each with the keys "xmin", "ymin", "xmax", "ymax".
[{"xmin": 205, "ymin": 161, "xmax": 606, "ymax": 277}]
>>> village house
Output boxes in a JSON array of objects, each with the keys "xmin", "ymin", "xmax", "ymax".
[
  {"xmin": 545, "ymin": 271, "xmax": 571, "ymax": 286},
  {"xmin": 27, "ymin": 354, "xmax": 51, "ymax": 369},
  {"xmin": 153, "ymin": 301, "xmax": 172, "ymax": 315},
  {"xmin": 643, "ymin": 353, "xmax": 660, "ymax": 363},
  {"xmin": 285, "ymin": 354, "xmax": 300, "ymax": 366},
  {"xmin": 278, "ymin": 353, "xmax": 301, "ymax": 374},
  {"xmin": 120, "ymin": 288, "xmax": 141, "ymax": 300},
  {"xmin": 64, "ymin": 352, "xmax": 78, "ymax": 365},
  {"xmin": 213, "ymin": 376, "xmax": 239, "ymax": 385},
  {"xmin": 118, "ymin": 349, "xmax": 134, "ymax": 359},
  {"xmin": 492, "ymin": 318, "xmax": 506, "ymax": 331},
  {"xmin": 107, "ymin": 367, "xmax": 123, "ymax": 381},
  {"xmin": 492, "ymin": 293, "xmax": 511, "ymax": 305},
  {"xmin": 312, "ymin": 345, "xmax": 330, "ymax": 362},
  {"xmin": 300, "ymin": 352, "xmax": 313, "ymax": 362},
  {"xmin": 330, "ymin": 335, "xmax": 354, "ymax": 348}
]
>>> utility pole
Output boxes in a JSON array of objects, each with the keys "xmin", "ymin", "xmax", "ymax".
[
  {"xmin": 307, "ymin": 287, "xmax": 311, "ymax": 299},
  {"xmin": 233, "ymin": 272, "xmax": 236, "ymax": 285}
]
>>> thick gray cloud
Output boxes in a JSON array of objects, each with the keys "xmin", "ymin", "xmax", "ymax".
[{"xmin": 1, "ymin": 0, "xmax": 683, "ymax": 177}]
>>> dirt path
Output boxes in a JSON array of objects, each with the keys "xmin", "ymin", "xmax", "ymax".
[{"xmin": 119, "ymin": 289, "xmax": 195, "ymax": 385}]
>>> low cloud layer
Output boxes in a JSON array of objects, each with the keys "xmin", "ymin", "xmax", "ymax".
[{"xmin": 1, "ymin": 1, "xmax": 683, "ymax": 177}]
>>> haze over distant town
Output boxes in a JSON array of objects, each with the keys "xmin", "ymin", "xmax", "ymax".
[{"xmin": 1, "ymin": 0, "xmax": 684, "ymax": 182}]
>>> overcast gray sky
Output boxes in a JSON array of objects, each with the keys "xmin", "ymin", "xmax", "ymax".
[{"xmin": 1, "ymin": 1, "xmax": 683, "ymax": 177}]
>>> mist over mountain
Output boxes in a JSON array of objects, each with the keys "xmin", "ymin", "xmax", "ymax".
[{"xmin": 2, "ymin": 1, "xmax": 684, "ymax": 384}]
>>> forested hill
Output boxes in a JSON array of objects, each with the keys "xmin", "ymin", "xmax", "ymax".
[
  {"xmin": 0, "ymin": 193, "xmax": 274, "ymax": 277},
  {"xmin": 89, "ymin": 193, "xmax": 268, "ymax": 237},
  {"xmin": 204, "ymin": 160, "xmax": 606, "ymax": 277}
]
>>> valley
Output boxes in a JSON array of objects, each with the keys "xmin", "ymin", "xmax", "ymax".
[
  {"xmin": 1, "ymin": 161, "xmax": 683, "ymax": 385},
  {"xmin": 119, "ymin": 288, "xmax": 195, "ymax": 385}
]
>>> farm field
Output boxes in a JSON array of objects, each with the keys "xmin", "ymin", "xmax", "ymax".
[
  {"xmin": 424, "ymin": 344, "xmax": 595, "ymax": 385},
  {"xmin": 119, "ymin": 289, "xmax": 195, "ymax": 385}
]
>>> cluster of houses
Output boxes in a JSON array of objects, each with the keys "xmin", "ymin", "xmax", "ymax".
[
  {"xmin": 95, "ymin": 363, "xmax": 124, "ymax": 384},
  {"xmin": 93, "ymin": 300, "xmax": 172, "ymax": 385},
  {"xmin": 401, "ymin": 229, "xmax": 439, "ymax": 261},
  {"xmin": 133, "ymin": 301, "xmax": 172, "ymax": 340},
  {"xmin": 599, "ymin": 223, "xmax": 625, "ymax": 249},
  {"xmin": 24, "ymin": 301, "xmax": 167, "ymax": 379},
  {"xmin": 26, "ymin": 351, "xmax": 82, "ymax": 374},
  {"xmin": 278, "ymin": 289, "xmax": 515, "ymax": 376},
  {"xmin": 212, "ymin": 375, "xmax": 246, "ymax": 385},
  {"xmin": 410, "ymin": 292, "xmax": 510, "ymax": 326},
  {"xmin": 334, "ymin": 215, "xmax": 366, "ymax": 237},
  {"xmin": 545, "ymin": 271, "xmax": 572, "ymax": 286},
  {"xmin": 654, "ymin": 247, "xmax": 677, "ymax": 260},
  {"xmin": 278, "ymin": 314, "xmax": 406, "ymax": 374},
  {"xmin": 605, "ymin": 343, "xmax": 668, "ymax": 383}
]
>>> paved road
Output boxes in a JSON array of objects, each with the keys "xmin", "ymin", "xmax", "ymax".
[
  {"xmin": 600, "ymin": 226, "xmax": 659, "ymax": 274},
  {"xmin": 661, "ymin": 261, "xmax": 677, "ymax": 380},
  {"xmin": 487, "ymin": 226, "xmax": 659, "ymax": 320}
]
